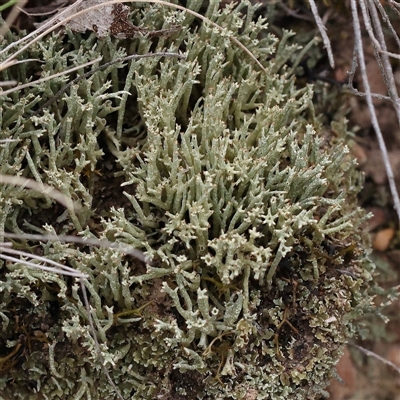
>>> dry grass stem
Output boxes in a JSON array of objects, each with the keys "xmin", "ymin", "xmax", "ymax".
[
  {"xmin": 308, "ymin": 0, "xmax": 335, "ymax": 68},
  {"xmin": 0, "ymin": 0, "xmax": 266, "ymax": 73},
  {"xmin": 37, "ymin": 51, "xmax": 184, "ymax": 112},
  {"xmin": 0, "ymin": 243, "xmax": 88, "ymax": 278},
  {"xmin": 0, "ymin": 0, "xmax": 85, "ymax": 58},
  {"xmin": 0, "ymin": 174, "xmax": 82, "ymax": 210},
  {"xmin": 350, "ymin": 343, "xmax": 400, "ymax": 375},
  {"xmin": 1, "ymin": 232, "xmax": 148, "ymax": 262},
  {"xmin": 309, "ymin": 1, "xmax": 400, "ymax": 222},
  {"xmin": 0, "ymin": 57, "xmax": 102, "ymax": 97},
  {"xmin": 349, "ymin": 0, "xmax": 400, "ymax": 222},
  {"xmin": 0, "ymin": 80, "xmax": 16, "ymax": 86}
]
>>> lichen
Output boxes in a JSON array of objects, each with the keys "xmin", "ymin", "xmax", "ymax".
[{"xmin": 0, "ymin": 1, "xmax": 376, "ymax": 399}]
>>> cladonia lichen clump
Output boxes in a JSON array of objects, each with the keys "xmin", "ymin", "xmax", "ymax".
[{"xmin": 1, "ymin": 0, "xmax": 375, "ymax": 399}]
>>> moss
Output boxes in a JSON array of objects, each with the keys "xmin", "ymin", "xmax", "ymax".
[{"xmin": 0, "ymin": 1, "xmax": 375, "ymax": 399}]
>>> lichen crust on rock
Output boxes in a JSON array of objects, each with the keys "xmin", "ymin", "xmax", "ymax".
[{"xmin": 0, "ymin": 0, "xmax": 375, "ymax": 399}]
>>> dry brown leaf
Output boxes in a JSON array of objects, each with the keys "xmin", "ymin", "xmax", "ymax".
[
  {"xmin": 46, "ymin": 0, "xmax": 179, "ymax": 39},
  {"xmin": 61, "ymin": 0, "xmax": 138, "ymax": 38},
  {"xmin": 373, "ymin": 227, "xmax": 395, "ymax": 252},
  {"xmin": 365, "ymin": 207, "xmax": 386, "ymax": 232}
]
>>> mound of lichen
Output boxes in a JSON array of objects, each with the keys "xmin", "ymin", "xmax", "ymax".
[{"xmin": 0, "ymin": 0, "xmax": 375, "ymax": 399}]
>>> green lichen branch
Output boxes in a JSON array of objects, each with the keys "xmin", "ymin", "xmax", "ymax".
[{"xmin": 0, "ymin": 0, "xmax": 377, "ymax": 399}]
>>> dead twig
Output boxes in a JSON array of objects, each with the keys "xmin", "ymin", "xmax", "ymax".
[
  {"xmin": 349, "ymin": 343, "xmax": 400, "ymax": 375},
  {"xmin": 349, "ymin": 0, "xmax": 400, "ymax": 222},
  {"xmin": 308, "ymin": 0, "xmax": 335, "ymax": 68},
  {"xmin": 35, "ymin": 51, "xmax": 185, "ymax": 113},
  {"xmin": 0, "ymin": 0, "xmax": 266, "ymax": 73},
  {"xmin": 0, "ymin": 57, "xmax": 101, "ymax": 97},
  {"xmin": 1, "ymin": 231, "xmax": 148, "ymax": 262},
  {"xmin": 0, "ymin": 174, "xmax": 81, "ymax": 210}
]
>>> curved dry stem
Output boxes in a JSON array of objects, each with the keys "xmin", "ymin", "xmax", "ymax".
[
  {"xmin": 0, "ymin": 174, "xmax": 81, "ymax": 211},
  {"xmin": 0, "ymin": 247, "xmax": 88, "ymax": 278},
  {"xmin": 0, "ymin": 57, "xmax": 101, "ymax": 97},
  {"xmin": 364, "ymin": 0, "xmax": 400, "ymax": 120},
  {"xmin": 308, "ymin": 0, "xmax": 335, "ymax": 68},
  {"xmin": 350, "ymin": 343, "xmax": 400, "ymax": 375},
  {"xmin": 0, "ymin": 0, "xmax": 85, "ymax": 57},
  {"xmin": 0, "ymin": 232, "xmax": 148, "ymax": 262},
  {"xmin": 0, "ymin": 0, "xmax": 266, "ymax": 73},
  {"xmin": 350, "ymin": 0, "xmax": 400, "ymax": 222}
]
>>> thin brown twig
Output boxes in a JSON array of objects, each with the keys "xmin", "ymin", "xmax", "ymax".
[
  {"xmin": 0, "ymin": 0, "xmax": 85, "ymax": 57},
  {"xmin": 349, "ymin": 0, "xmax": 400, "ymax": 223},
  {"xmin": 308, "ymin": 0, "xmax": 335, "ymax": 68},
  {"xmin": 0, "ymin": 0, "xmax": 266, "ymax": 73},
  {"xmin": 0, "ymin": 174, "xmax": 81, "ymax": 210},
  {"xmin": 0, "ymin": 232, "xmax": 148, "ymax": 262},
  {"xmin": 36, "ymin": 51, "xmax": 185, "ymax": 113},
  {"xmin": 17, "ymin": 1, "xmax": 68, "ymax": 17},
  {"xmin": 349, "ymin": 343, "xmax": 400, "ymax": 375},
  {"xmin": 0, "ymin": 57, "xmax": 101, "ymax": 97}
]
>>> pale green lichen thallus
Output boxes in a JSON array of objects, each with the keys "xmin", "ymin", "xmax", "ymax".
[{"xmin": 0, "ymin": 0, "xmax": 376, "ymax": 399}]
